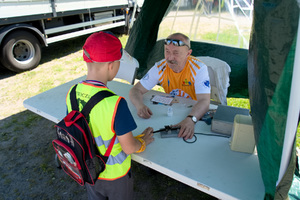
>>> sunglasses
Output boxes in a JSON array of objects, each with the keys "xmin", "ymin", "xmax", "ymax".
[{"xmin": 164, "ymin": 39, "xmax": 190, "ymax": 48}]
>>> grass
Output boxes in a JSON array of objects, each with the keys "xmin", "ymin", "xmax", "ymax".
[
  {"xmin": 298, "ymin": 127, "xmax": 300, "ymax": 148},
  {"xmin": 227, "ymin": 97, "xmax": 250, "ymax": 109},
  {"xmin": 201, "ymin": 28, "xmax": 250, "ymax": 48}
]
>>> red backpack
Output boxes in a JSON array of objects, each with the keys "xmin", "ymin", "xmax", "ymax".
[{"xmin": 52, "ymin": 84, "xmax": 116, "ymax": 185}]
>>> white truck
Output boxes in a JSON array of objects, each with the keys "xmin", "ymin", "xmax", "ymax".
[{"xmin": 0, "ymin": 0, "xmax": 139, "ymax": 72}]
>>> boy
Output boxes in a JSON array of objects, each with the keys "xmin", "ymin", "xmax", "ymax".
[{"xmin": 66, "ymin": 31, "xmax": 154, "ymax": 200}]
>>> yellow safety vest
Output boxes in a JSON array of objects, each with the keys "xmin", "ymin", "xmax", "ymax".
[{"xmin": 66, "ymin": 83, "xmax": 131, "ymax": 180}]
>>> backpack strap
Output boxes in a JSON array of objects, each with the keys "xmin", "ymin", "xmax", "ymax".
[
  {"xmin": 104, "ymin": 134, "xmax": 116, "ymax": 157},
  {"xmin": 69, "ymin": 84, "xmax": 115, "ymax": 117},
  {"xmin": 81, "ymin": 90, "xmax": 115, "ymax": 117},
  {"xmin": 83, "ymin": 90, "xmax": 117, "ymax": 157},
  {"xmin": 70, "ymin": 84, "xmax": 79, "ymax": 111},
  {"xmin": 84, "ymin": 91, "xmax": 116, "ymax": 158}
]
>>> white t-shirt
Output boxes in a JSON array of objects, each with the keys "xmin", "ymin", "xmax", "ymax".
[{"xmin": 140, "ymin": 56, "xmax": 210, "ymax": 100}]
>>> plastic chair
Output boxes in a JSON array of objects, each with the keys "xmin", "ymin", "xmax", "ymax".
[
  {"xmin": 196, "ymin": 56, "xmax": 231, "ymax": 105},
  {"xmin": 115, "ymin": 50, "xmax": 139, "ymax": 85}
]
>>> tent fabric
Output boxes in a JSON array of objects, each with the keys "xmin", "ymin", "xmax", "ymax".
[
  {"xmin": 248, "ymin": 0, "xmax": 299, "ymax": 199},
  {"xmin": 126, "ymin": 0, "xmax": 300, "ymax": 198},
  {"xmin": 275, "ymin": 142, "xmax": 297, "ymax": 200},
  {"xmin": 288, "ymin": 148, "xmax": 300, "ymax": 200},
  {"xmin": 190, "ymin": 42, "xmax": 248, "ymax": 98},
  {"xmin": 125, "ymin": 0, "xmax": 171, "ymax": 76}
]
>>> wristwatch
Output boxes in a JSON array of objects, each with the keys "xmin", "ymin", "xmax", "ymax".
[{"xmin": 187, "ymin": 115, "xmax": 197, "ymax": 123}]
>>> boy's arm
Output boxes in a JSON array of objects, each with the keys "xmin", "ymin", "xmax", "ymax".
[{"xmin": 117, "ymin": 127, "xmax": 154, "ymax": 155}]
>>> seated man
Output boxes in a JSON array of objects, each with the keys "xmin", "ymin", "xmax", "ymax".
[{"xmin": 129, "ymin": 33, "xmax": 211, "ymax": 140}]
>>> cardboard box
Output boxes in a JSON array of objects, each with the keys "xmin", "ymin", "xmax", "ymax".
[
  {"xmin": 230, "ymin": 115, "xmax": 255, "ymax": 154},
  {"xmin": 211, "ymin": 105, "xmax": 250, "ymax": 136}
]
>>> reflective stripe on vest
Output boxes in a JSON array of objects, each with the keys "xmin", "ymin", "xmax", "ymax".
[
  {"xmin": 66, "ymin": 84, "xmax": 131, "ymax": 180},
  {"xmin": 94, "ymin": 134, "xmax": 129, "ymax": 165}
]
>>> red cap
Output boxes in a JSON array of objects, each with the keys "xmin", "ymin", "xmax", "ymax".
[{"xmin": 83, "ymin": 31, "xmax": 123, "ymax": 63}]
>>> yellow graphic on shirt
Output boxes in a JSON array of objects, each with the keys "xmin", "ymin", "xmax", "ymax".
[
  {"xmin": 182, "ymin": 79, "xmax": 191, "ymax": 86},
  {"xmin": 157, "ymin": 57, "xmax": 200, "ymax": 100}
]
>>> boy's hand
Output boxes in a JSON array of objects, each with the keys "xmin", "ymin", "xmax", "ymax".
[{"xmin": 140, "ymin": 127, "xmax": 154, "ymax": 145}]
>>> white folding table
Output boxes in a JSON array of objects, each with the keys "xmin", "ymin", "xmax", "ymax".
[{"xmin": 23, "ymin": 76, "xmax": 265, "ymax": 200}]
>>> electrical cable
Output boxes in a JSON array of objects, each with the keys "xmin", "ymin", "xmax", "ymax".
[
  {"xmin": 182, "ymin": 132, "xmax": 230, "ymax": 144},
  {"xmin": 183, "ymin": 135, "xmax": 197, "ymax": 143},
  {"xmin": 194, "ymin": 132, "xmax": 231, "ymax": 138},
  {"xmin": 154, "ymin": 126, "xmax": 231, "ymax": 144}
]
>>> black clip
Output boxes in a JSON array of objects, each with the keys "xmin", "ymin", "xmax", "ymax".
[{"xmin": 154, "ymin": 125, "xmax": 180, "ymax": 138}]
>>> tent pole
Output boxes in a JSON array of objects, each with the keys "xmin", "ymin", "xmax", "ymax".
[{"xmin": 277, "ymin": 2, "xmax": 300, "ymax": 185}]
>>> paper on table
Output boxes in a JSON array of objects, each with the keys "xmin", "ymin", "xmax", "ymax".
[{"xmin": 151, "ymin": 95, "xmax": 174, "ymax": 105}]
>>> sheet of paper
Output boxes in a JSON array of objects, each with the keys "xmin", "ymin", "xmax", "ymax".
[{"xmin": 151, "ymin": 95, "xmax": 173, "ymax": 105}]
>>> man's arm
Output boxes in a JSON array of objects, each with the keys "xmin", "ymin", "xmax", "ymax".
[
  {"xmin": 129, "ymin": 82, "xmax": 153, "ymax": 119},
  {"xmin": 176, "ymin": 93, "xmax": 210, "ymax": 140}
]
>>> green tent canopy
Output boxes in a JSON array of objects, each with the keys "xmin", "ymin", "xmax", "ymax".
[{"xmin": 125, "ymin": 0, "xmax": 300, "ymax": 199}]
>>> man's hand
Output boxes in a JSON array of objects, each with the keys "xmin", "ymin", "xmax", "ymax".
[
  {"xmin": 172, "ymin": 93, "xmax": 210, "ymax": 140},
  {"xmin": 129, "ymin": 82, "xmax": 153, "ymax": 119},
  {"xmin": 137, "ymin": 104, "xmax": 153, "ymax": 119},
  {"xmin": 172, "ymin": 117, "xmax": 195, "ymax": 140}
]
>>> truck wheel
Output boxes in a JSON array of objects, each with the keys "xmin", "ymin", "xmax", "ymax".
[{"xmin": 0, "ymin": 30, "xmax": 41, "ymax": 73}]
